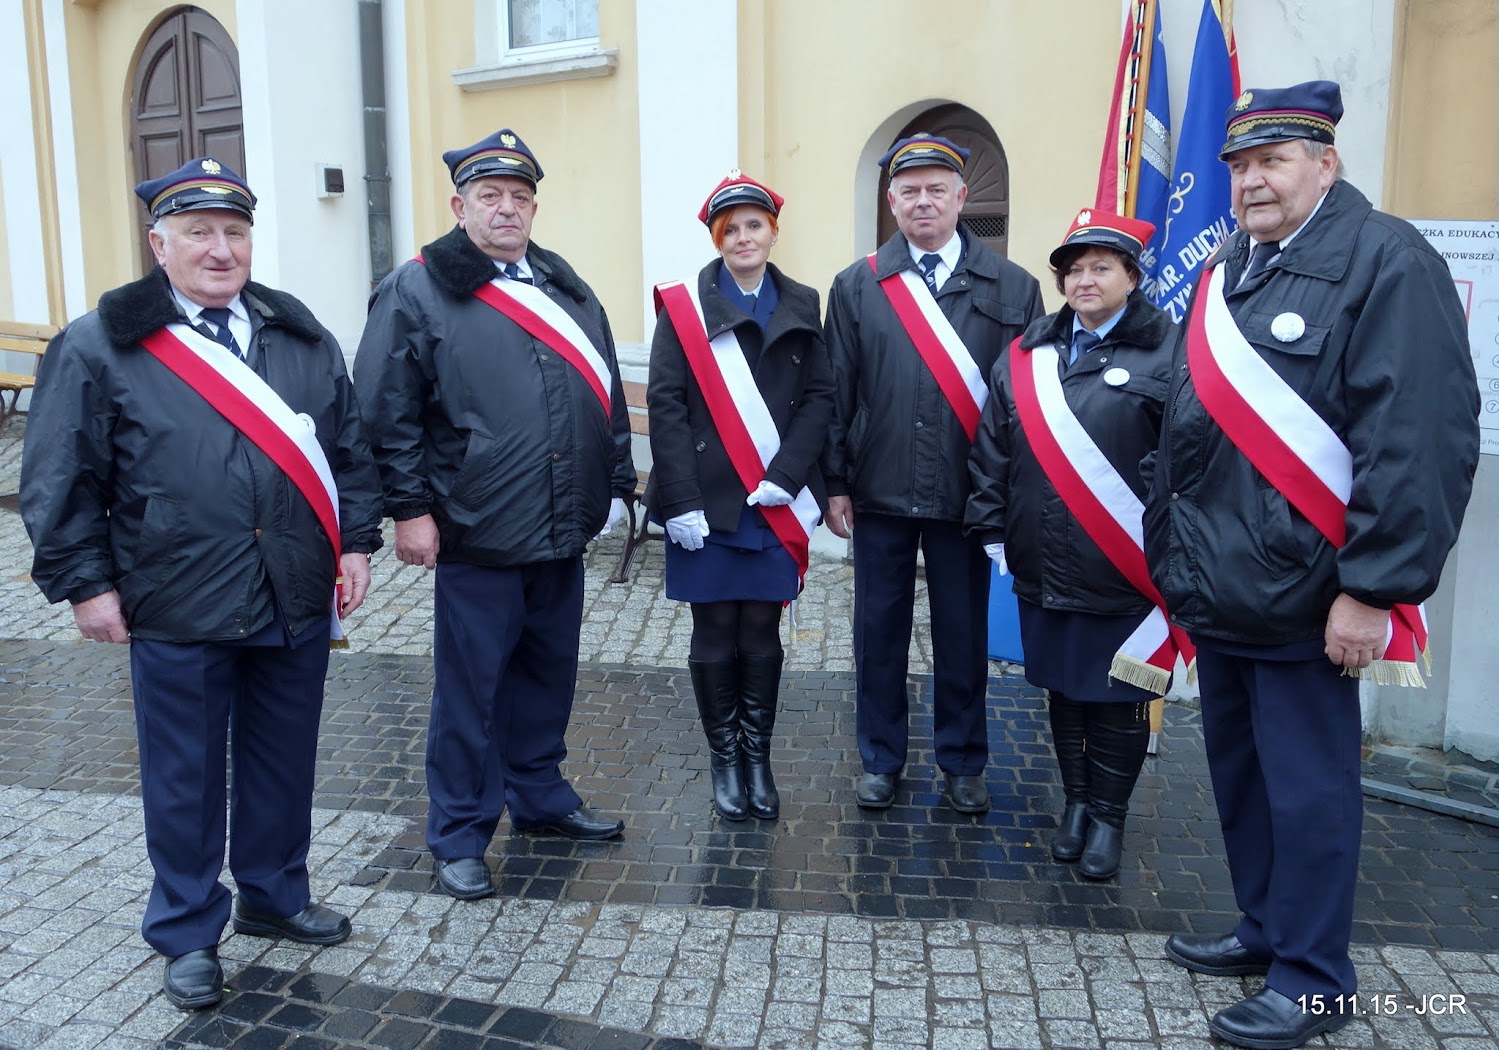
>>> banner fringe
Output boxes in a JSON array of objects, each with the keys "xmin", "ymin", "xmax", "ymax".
[
  {"xmin": 1349, "ymin": 659, "xmax": 1427, "ymax": 689},
  {"xmin": 1109, "ymin": 653, "xmax": 1172, "ymax": 696}
]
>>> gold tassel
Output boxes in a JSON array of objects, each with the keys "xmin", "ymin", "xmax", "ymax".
[
  {"xmin": 1345, "ymin": 660, "xmax": 1428, "ymax": 688},
  {"xmin": 1108, "ymin": 653, "xmax": 1172, "ymax": 696},
  {"xmin": 329, "ymin": 636, "xmax": 350, "ymax": 651}
]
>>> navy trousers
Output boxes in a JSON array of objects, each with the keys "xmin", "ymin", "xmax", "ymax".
[
  {"xmin": 426, "ymin": 559, "xmax": 585, "ymax": 859},
  {"xmin": 852, "ymin": 513, "xmax": 990, "ymax": 775},
  {"xmin": 129, "ymin": 617, "xmax": 329, "ymax": 958},
  {"xmin": 1196, "ymin": 641, "xmax": 1362, "ymax": 1000}
]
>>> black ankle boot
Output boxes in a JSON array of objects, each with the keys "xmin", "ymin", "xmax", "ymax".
[
  {"xmin": 738, "ymin": 650, "xmax": 784, "ymax": 819},
  {"xmin": 1048, "ymin": 693, "xmax": 1091, "ymax": 861},
  {"xmin": 1081, "ymin": 700, "xmax": 1151, "ymax": 878},
  {"xmin": 689, "ymin": 658, "xmax": 748, "ymax": 820}
]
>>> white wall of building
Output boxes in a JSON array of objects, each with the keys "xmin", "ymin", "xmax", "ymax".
[{"xmin": 236, "ymin": 0, "xmax": 373, "ymax": 355}]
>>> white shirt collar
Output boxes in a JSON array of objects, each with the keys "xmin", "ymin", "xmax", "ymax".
[
  {"xmin": 907, "ymin": 231, "xmax": 962, "ymax": 273},
  {"xmin": 495, "ymin": 256, "xmax": 533, "ymax": 279},
  {"xmin": 171, "ymin": 287, "xmax": 247, "ymax": 325}
]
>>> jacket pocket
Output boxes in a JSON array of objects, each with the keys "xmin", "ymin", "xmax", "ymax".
[
  {"xmin": 448, "ymin": 432, "xmax": 498, "ymax": 509},
  {"xmin": 1238, "ymin": 311, "xmax": 1330, "ymax": 358},
  {"xmin": 970, "ymin": 297, "xmax": 1029, "ymax": 328}
]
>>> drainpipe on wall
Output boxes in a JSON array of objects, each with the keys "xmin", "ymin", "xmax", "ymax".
[{"xmin": 358, "ymin": 0, "xmax": 393, "ymax": 287}]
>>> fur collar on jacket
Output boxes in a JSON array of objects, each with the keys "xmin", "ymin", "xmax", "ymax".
[
  {"xmin": 1018, "ymin": 288, "xmax": 1171, "ymax": 351},
  {"xmin": 97, "ymin": 266, "xmax": 324, "ymax": 348},
  {"xmin": 419, "ymin": 224, "xmax": 592, "ymax": 304}
]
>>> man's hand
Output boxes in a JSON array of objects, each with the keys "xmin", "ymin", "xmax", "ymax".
[
  {"xmin": 746, "ymin": 480, "xmax": 795, "ymax": 508},
  {"xmin": 826, "ymin": 495, "xmax": 855, "ymax": 539},
  {"xmin": 73, "ymin": 590, "xmax": 129, "ymax": 644},
  {"xmin": 595, "ymin": 497, "xmax": 627, "ymax": 538},
  {"xmin": 339, "ymin": 553, "xmax": 371, "ymax": 617},
  {"xmin": 1324, "ymin": 592, "xmax": 1389, "ymax": 671},
  {"xmin": 395, "ymin": 514, "xmax": 440, "ymax": 569}
]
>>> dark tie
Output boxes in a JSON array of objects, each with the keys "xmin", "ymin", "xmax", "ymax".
[
  {"xmin": 198, "ymin": 307, "xmax": 242, "ymax": 359},
  {"xmin": 504, "ymin": 262, "xmax": 533, "ymax": 285},
  {"xmin": 1071, "ymin": 330, "xmax": 1102, "ymax": 364},
  {"xmin": 919, "ymin": 253, "xmax": 944, "ymax": 295},
  {"xmin": 1240, "ymin": 240, "xmax": 1281, "ymax": 286},
  {"xmin": 744, "ymin": 292, "xmax": 757, "ymax": 312}
]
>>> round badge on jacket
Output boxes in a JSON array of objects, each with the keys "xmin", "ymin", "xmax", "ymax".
[
  {"xmin": 1103, "ymin": 367, "xmax": 1130, "ymax": 387},
  {"xmin": 296, "ymin": 412, "xmax": 317, "ymax": 434},
  {"xmin": 1271, "ymin": 312, "xmax": 1306, "ymax": 342}
]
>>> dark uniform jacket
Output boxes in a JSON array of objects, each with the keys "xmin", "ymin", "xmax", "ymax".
[
  {"xmin": 20, "ymin": 267, "xmax": 384, "ymax": 642},
  {"xmin": 1144, "ymin": 180, "xmax": 1480, "ymax": 644},
  {"xmin": 353, "ymin": 226, "xmax": 635, "ymax": 567},
  {"xmin": 646, "ymin": 261, "xmax": 834, "ymax": 530},
  {"xmin": 823, "ymin": 230, "xmax": 1044, "ymax": 522},
  {"xmin": 965, "ymin": 289, "xmax": 1173, "ymax": 615}
]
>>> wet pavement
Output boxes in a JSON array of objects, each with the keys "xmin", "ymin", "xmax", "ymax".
[{"xmin": 0, "ymin": 417, "xmax": 1496, "ymax": 1049}]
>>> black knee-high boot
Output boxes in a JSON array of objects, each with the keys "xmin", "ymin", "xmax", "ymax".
[
  {"xmin": 1048, "ymin": 692, "xmax": 1092, "ymax": 862},
  {"xmin": 689, "ymin": 658, "xmax": 749, "ymax": 821},
  {"xmin": 1079, "ymin": 699, "xmax": 1150, "ymax": 879},
  {"xmin": 738, "ymin": 650, "xmax": 783, "ymax": 819}
]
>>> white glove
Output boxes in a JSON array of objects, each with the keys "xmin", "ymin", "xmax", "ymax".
[
  {"xmin": 984, "ymin": 542, "xmax": 1009, "ymax": 576},
  {"xmin": 666, "ymin": 509, "xmax": 711, "ymax": 551},
  {"xmin": 746, "ymin": 480, "xmax": 795, "ymax": 508},
  {"xmin": 594, "ymin": 497, "xmax": 626, "ymax": 538}
]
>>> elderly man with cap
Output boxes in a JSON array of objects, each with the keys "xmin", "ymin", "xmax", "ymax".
[
  {"xmin": 354, "ymin": 129, "xmax": 635, "ymax": 901},
  {"xmin": 1145, "ymin": 82, "xmax": 1478, "ymax": 1048},
  {"xmin": 822, "ymin": 133, "xmax": 1044, "ymax": 813},
  {"xmin": 21, "ymin": 158, "xmax": 384, "ymax": 1009}
]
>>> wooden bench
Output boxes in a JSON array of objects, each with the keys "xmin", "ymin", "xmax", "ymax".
[
  {"xmin": 609, "ymin": 379, "xmax": 661, "ymax": 583},
  {"xmin": 0, "ymin": 321, "xmax": 57, "ymax": 435}
]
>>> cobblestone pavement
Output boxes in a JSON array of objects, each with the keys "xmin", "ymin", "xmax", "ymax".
[{"xmin": 2, "ymin": 420, "xmax": 1496, "ymax": 1049}]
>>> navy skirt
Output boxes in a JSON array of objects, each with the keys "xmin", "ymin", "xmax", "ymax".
[
  {"xmin": 663, "ymin": 505, "xmax": 798, "ymax": 604},
  {"xmin": 1017, "ymin": 598, "xmax": 1160, "ymax": 703}
]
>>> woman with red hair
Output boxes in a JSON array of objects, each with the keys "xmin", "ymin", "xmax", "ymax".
[{"xmin": 646, "ymin": 171, "xmax": 834, "ymax": 821}]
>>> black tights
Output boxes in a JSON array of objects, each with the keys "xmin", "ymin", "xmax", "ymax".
[{"xmin": 689, "ymin": 601, "xmax": 784, "ymax": 661}]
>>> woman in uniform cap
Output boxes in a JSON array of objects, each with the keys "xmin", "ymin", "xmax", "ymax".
[
  {"xmin": 646, "ymin": 171, "xmax": 835, "ymax": 822},
  {"xmin": 964, "ymin": 208, "xmax": 1176, "ymax": 879}
]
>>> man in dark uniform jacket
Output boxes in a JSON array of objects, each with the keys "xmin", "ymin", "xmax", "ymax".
[
  {"xmin": 1146, "ymin": 82, "xmax": 1479, "ymax": 1049},
  {"xmin": 823, "ymin": 134, "xmax": 1044, "ymax": 813},
  {"xmin": 354, "ymin": 130, "xmax": 636, "ymax": 903},
  {"xmin": 21, "ymin": 158, "xmax": 384, "ymax": 1009}
]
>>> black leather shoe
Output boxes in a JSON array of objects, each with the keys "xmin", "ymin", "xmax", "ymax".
[
  {"xmin": 1211, "ymin": 988, "xmax": 1351, "ymax": 1049},
  {"xmin": 941, "ymin": 774, "xmax": 991, "ymax": 814},
  {"xmin": 433, "ymin": 857, "xmax": 495, "ymax": 900},
  {"xmin": 1051, "ymin": 803, "xmax": 1089, "ymax": 862},
  {"xmin": 163, "ymin": 947, "xmax": 223, "ymax": 1010},
  {"xmin": 1164, "ymin": 931, "xmax": 1271, "ymax": 976},
  {"xmin": 855, "ymin": 772, "xmax": 897, "ymax": 809},
  {"xmin": 1078, "ymin": 821, "xmax": 1122, "ymax": 879},
  {"xmin": 525, "ymin": 804, "xmax": 624, "ymax": 841},
  {"xmin": 232, "ymin": 902, "xmax": 351, "ymax": 945}
]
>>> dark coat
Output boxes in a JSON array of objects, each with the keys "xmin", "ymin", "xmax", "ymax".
[
  {"xmin": 20, "ymin": 267, "xmax": 384, "ymax": 642},
  {"xmin": 353, "ymin": 226, "xmax": 636, "ymax": 567},
  {"xmin": 965, "ymin": 289, "xmax": 1174, "ymax": 615},
  {"xmin": 822, "ymin": 230, "xmax": 1045, "ymax": 522},
  {"xmin": 646, "ymin": 261, "xmax": 834, "ymax": 530},
  {"xmin": 1145, "ymin": 180, "xmax": 1480, "ymax": 644}
]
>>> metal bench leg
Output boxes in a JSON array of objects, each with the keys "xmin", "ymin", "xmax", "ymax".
[{"xmin": 609, "ymin": 499, "xmax": 648, "ymax": 583}]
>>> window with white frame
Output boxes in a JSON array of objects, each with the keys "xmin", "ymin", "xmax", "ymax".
[{"xmin": 503, "ymin": 0, "xmax": 598, "ymax": 59}]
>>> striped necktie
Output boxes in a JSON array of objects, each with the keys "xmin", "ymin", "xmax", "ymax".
[{"xmin": 198, "ymin": 307, "xmax": 242, "ymax": 359}]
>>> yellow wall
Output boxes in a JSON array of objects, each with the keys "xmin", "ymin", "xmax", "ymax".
[
  {"xmin": 402, "ymin": 2, "xmax": 645, "ymax": 338},
  {"xmin": 62, "ymin": 0, "xmax": 239, "ymax": 307},
  {"xmin": 0, "ymin": 161, "xmax": 11, "ymax": 320},
  {"xmin": 742, "ymin": 0, "xmax": 1121, "ymax": 310},
  {"xmin": 1384, "ymin": 0, "xmax": 1498, "ymax": 219}
]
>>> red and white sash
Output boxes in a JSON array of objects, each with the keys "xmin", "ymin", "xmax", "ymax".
[
  {"xmin": 416, "ymin": 256, "xmax": 613, "ymax": 417},
  {"xmin": 1010, "ymin": 338, "xmax": 1195, "ymax": 695},
  {"xmin": 654, "ymin": 279, "xmax": 820, "ymax": 591},
  {"xmin": 1186, "ymin": 263, "xmax": 1430, "ymax": 687},
  {"xmin": 139, "ymin": 323, "xmax": 345, "ymax": 642},
  {"xmin": 867, "ymin": 255, "xmax": 987, "ymax": 441}
]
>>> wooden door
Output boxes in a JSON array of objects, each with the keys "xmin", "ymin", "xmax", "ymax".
[
  {"xmin": 877, "ymin": 104, "xmax": 1011, "ymax": 257},
  {"xmin": 130, "ymin": 7, "xmax": 244, "ymax": 274}
]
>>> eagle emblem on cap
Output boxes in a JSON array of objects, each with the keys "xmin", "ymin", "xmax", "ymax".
[
  {"xmin": 727, "ymin": 167, "xmax": 742, "ymax": 179},
  {"xmin": 500, "ymin": 133, "xmax": 517, "ymax": 147},
  {"xmin": 1235, "ymin": 91, "xmax": 1253, "ymax": 111},
  {"xmin": 1077, "ymin": 209, "xmax": 1091, "ymax": 226},
  {"xmin": 201, "ymin": 159, "xmax": 222, "ymax": 174}
]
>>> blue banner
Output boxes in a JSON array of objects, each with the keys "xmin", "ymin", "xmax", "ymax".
[
  {"xmin": 1144, "ymin": 0, "xmax": 1238, "ymax": 321},
  {"xmin": 1135, "ymin": 2, "xmax": 1172, "ymax": 292}
]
